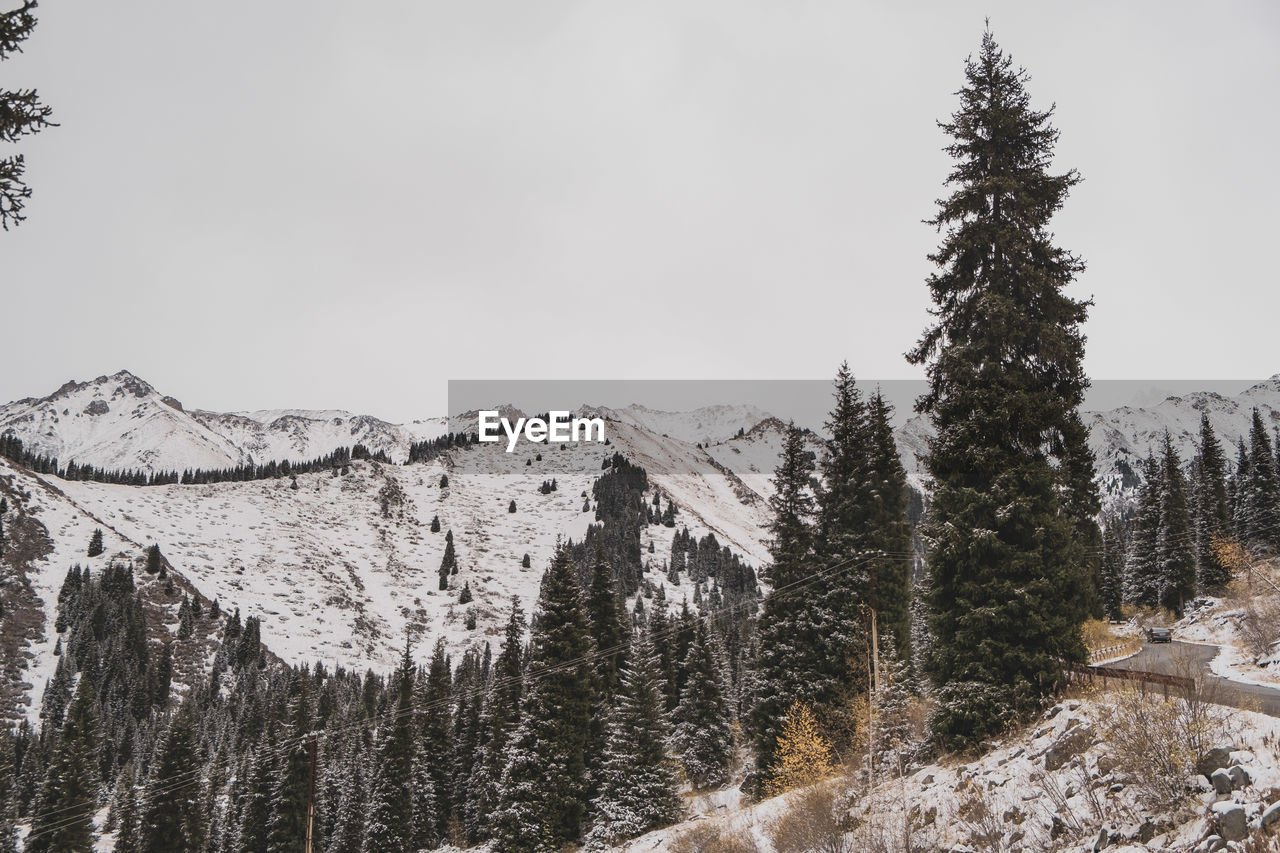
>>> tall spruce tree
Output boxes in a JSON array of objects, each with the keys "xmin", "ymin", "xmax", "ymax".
[
  {"xmin": 468, "ymin": 599, "xmax": 525, "ymax": 841},
  {"xmin": 1157, "ymin": 432, "xmax": 1196, "ymax": 613},
  {"xmin": 416, "ymin": 638, "xmax": 453, "ymax": 844},
  {"xmin": 140, "ymin": 704, "xmax": 204, "ymax": 853},
  {"xmin": 1194, "ymin": 414, "xmax": 1232, "ymax": 590},
  {"xmin": 671, "ymin": 620, "xmax": 735, "ymax": 790},
  {"xmin": 907, "ymin": 29, "xmax": 1094, "ymax": 749},
  {"xmin": 1242, "ymin": 408, "xmax": 1280, "ymax": 551},
  {"xmin": 864, "ymin": 389, "xmax": 914, "ymax": 666},
  {"xmin": 749, "ymin": 422, "xmax": 821, "ymax": 772},
  {"xmin": 1098, "ymin": 515, "xmax": 1126, "ymax": 620},
  {"xmin": 265, "ymin": 677, "xmax": 314, "ymax": 853},
  {"xmin": 584, "ymin": 630, "xmax": 682, "ymax": 849},
  {"xmin": 1124, "ymin": 453, "xmax": 1165, "ymax": 608},
  {"xmin": 362, "ymin": 642, "xmax": 418, "ymax": 853},
  {"xmin": 27, "ymin": 680, "xmax": 98, "ymax": 853},
  {"xmin": 492, "ymin": 548, "xmax": 596, "ymax": 852}
]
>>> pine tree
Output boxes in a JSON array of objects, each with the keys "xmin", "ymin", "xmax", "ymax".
[
  {"xmin": 864, "ymin": 389, "xmax": 914, "ymax": 666},
  {"xmin": 907, "ymin": 29, "xmax": 1093, "ymax": 750},
  {"xmin": 1194, "ymin": 414, "xmax": 1232, "ymax": 590},
  {"xmin": 1242, "ymin": 408, "xmax": 1280, "ymax": 552},
  {"xmin": 439, "ymin": 530, "xmax": 457, "ymax": 591},
  {"xmin": 113, "ymin": 763, "xmax": 141, "ymax": 853},
  {"xmin": 749, "ymin": 422, "xmax": 822, "ymax": 772},
  {"xmin": 140, "ymin": 704, "xmax": 205, "ymax": 853},
  {"xmin": 809, "ymin": 364, "xmax": 873, "ymax": 731},
  {"xmin": 416, "ymin": 638, "xmax": 454, "ymax": 843},
  {"xmin": 1098, "ymin": 516, "xmax": 1126, "ymax": 620},
  {"xmin": 0, "ymin": 0, "xmax": 55, "ymax": 229},
  {"xmin": 362, "ymin": 643, "xmax": 417, "ymax": 853},
  {"xmin": 468, "ymin": 598, "xmax": 525, "ymax": 842},
  {"xmin": 27, "ymin": 679, "xmax": 99, "ymax": 853},
  {"xmin": 671, "ymin": 620, "xmax": 735, "ymax": 790},
  {"xmin": 1157, "ymin": 431, "xmax": 1196, "ymax": 613},
  {"xmin": 265, "ymin": 678, "xmax": 314, "ymax": 853},
  {"xmin": 87, "ymin": 527, "xmax": 104, "ymax": 557},
  {"xmin": 145, "ymin": 543, "xmax": 162, "ymax": 574},
  {"xmin": 430, "ymin": 515, "xmax": 441, "ymax": 533},
  {"xmin": 492, "ymin": 548, "xmax": 596, "ymax": 852},
  {"xmin": 584, "ymin": 631, "xmax": 682, "ymax": 849},
  {"xmin": 585, "ymin": 546, "xmax": 628, "ymax": 698},
  {"xmin": 1124, "ymin": 453, "xmax": 1165, "ymax": 608}
]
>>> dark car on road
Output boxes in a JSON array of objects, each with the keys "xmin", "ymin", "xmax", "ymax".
[{"xmin": 1145, "ymin": 627, "xmax": 1173, "ymax": 643}]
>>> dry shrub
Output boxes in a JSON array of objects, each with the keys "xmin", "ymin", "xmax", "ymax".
[
  {"xmin": 1094, "ymin": 667, "xmax": 1241, "ymax": 811},
  {"xmin": 1239, "ymin": 595, "xmax": 1280, "ymax": 659},
  {"xmin": 766, "ymin": 783, "xmax": 852, "ymax": 853},
  {"xmin": 668, "ymin": 822, "xmax": 762, "ymax": 853},
  {"xmin": 1082, "ymin": 618, "xmax": 1119, "ymax": 649}
]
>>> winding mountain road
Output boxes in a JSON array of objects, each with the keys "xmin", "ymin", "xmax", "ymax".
[{"xmin": 1103, "ymin": 640, "xmax": 1280, "ymax": 717}]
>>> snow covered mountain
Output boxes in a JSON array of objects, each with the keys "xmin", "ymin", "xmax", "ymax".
[
  {"xmin": 3, "ymin": 371, "xmax": 1277, "ymax": 724},
  {"xmin": 582, "ymin": 402, "xmax": 772, "ymax": 446},
  {"xmin": 0, "ymin": 370, "xmax": 447, "ymax": 473}
]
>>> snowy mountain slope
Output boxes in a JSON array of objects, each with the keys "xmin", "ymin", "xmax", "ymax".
[
  {"xmin": 0, "ymin": 370, "xmax": 448, "ymax": 474},
  {"xmin": 0, "ymin": 371, "xmax": 246, "ymax": 473},
  {"xmin": 893, "ymin": 375, "xmax": 1280, "ymax": 506},
  {"xmin": 22, "ymin": 429, "xmax": 768, "ymax": 681},
  {"xmin": 0, "ymin": 457, "xmax": 225, "ymax": 723},
  {"xmin": 583, "ymin": 402, "xmax": 771, "ymax": 446}
]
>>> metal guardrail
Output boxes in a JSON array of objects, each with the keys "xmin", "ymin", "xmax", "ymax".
[{"xmin": 1069, "ymin": 662, "xmax": 1195, "ymax": 697}]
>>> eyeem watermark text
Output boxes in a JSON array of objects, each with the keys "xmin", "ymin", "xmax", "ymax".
[{"xmin": 477, "ymin": 411, "xmax": 606, "ymax": 452}]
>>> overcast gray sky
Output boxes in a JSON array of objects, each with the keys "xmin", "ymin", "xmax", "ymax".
[{"xmin": 4, "ymin": 1, "xmax": 1278, "ymax": 421}]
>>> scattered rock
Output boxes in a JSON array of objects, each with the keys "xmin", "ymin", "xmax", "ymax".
[
  {"xmin": 920, "ymin": 773, "xmax": 935, "ymax": 786},
  {"xmin": 1261, "ymin": 800, "xmax": 1280, "ymax": 829},
  {"xmin": 83, "ymin": 399, "xmax": 110, "ymax": 415},
  {"xmin": 1096, "ymin": 755, "xmax": 1119, "ymax": 776},
  {"xmin": 1210, "ymin": 768, "xmax": 1234, "ymax": 794},
  {"xmin": 1199, "ymin": 835, "xmax": 1226, "ymax": 852},
  {"xmin": 1197, "ymin": 747, "xmax": 1233, "ymax": 779},
  {"xmin": 1212, "ymin": 802, "xmax": 1247, "ymax": 841},
  {"xmin": 1091, "ymin": 825, "xmax": 1109, "ymax": 851},
  {"xmin": 1227, "ymin": 765, "xmax": 1251, "ymax": 789},
  {"xmin": 1044, "ymin": 724, "xmax": 1096, "ymax": 771}
]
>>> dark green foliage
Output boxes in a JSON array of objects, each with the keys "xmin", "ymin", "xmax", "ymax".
[
  {"xmin": 1098, "ymin": 516, "xmax": 1126, "ymax": 620},
  {"xmin": 584, "ymin": 631, "xmax": 682, "ymax": 847},
  {"xmin": 749, "ymin": 422, "xmax": 821, "ymax": 770},
  {"xmin": 1157, "ymin": 432, "xmax": 1196, "ymax": 613},
  {"xmin": 140, "ymin": 704, "xmax": 204, "ymax": 853},
  {"xmin": 671, "ymin": 621, "xmax": 735, "ymax": 790},
  {"xmin": 1239, "ymin": 409, "xmax": 1280, "ymax": 552},
  {"xmin": 459, "ymin": 581, "xmax": 473, "ymax": 604},
  {"xmin": 430, "ymin": 514, "xmax": 441, "ymax": 533},
  {"xmin": 907, "ymin": 30, "xmax": 1094, "ymax": 750},
  {"xmin": 492, "ymin": 549, "xmax": 596, "ymax": 852},
  {"xmin": 145, "ymin": 544, "xmax": 162, "ymax": 575},
  {"xmin": 586, "ymin": 547, "xmax": 629, "ymax": 698},
  {"xmin": 265, "ymin": 677, "xmax": 313, "ymax": 853},
  {"xmin": 0, "ymin": 0, "xmax": 55, "ymax": 230},
  {"xmin": 87, "ymin": 528, "xmax": 104, "ymax": 557},
  {"xmin": 27, "ymin": 680, "xmax": 98, "ymax": 853},
  {"xmin": 863, "ymin": 390, "xmax": 914, "ymax": 666},
  {"xmin": 508, "ymin": 499, "xmax": 517, "ymax": 513},
  {"xmin": 1194, "ymin": 414, "xmax": 1232, "ymax": 589},
  {"xmin": 439, "ymin": 530, "xmax": 457, "ymax": 590},
  {"xmin": 362, "ymin": 646, "xmax": 418, "ymax": 853},
  {"xmin": 416, "ymin": 638, "xmax": 453, "ymax": 843},
  {"xmin": 521, "ymin": 553, "xmax": 531, "ymax": 569}
]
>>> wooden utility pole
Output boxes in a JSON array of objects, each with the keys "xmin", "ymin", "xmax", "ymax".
[{"xmin": 304, "ymin": 735, "xmax": 318, "ymax": 853}]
